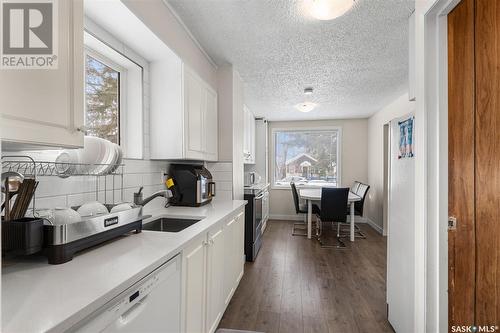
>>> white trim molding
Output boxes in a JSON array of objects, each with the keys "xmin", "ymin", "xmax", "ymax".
[
  {"xmin": 161, "ymin": 0, "xmax": 218, "ymax": 69},
  {"xmin": 420, "ymin": 0, "xmax": 460, "ymax": 332}
]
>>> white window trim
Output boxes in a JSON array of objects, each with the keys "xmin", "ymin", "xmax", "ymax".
[
  {"xmin": 83, "ymin": 26, "xmax": 145, "ymax": 160},
  {"xmin": 270, "ymin": 126, "xmax": 342, "ymax": 190},
  {"xmin": 84, "ymin": 46, "xmax": 127, "ymax": 146}
]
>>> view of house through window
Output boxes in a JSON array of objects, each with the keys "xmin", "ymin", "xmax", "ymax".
[
  {"xmin": 85, "ymin": 55, "xmax": 120, "ymax": 144},
  {"xmin": 274, "ymin": 129, "xmax": 340, "ymax": 187}
]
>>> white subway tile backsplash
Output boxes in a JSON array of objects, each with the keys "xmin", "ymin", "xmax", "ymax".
[
  {"xmin": 206, "ymin": 162, "xmax": 232, "ymax": 172},
  {"xmin": 213, "ymin": 190, "xmax": 232, "ymax": 201},
  {"xmin": 23, "ymin": 159, "xmax": 168, "ymax": 210},
  {"xmin": 67, "ymin": 192, "xmax": 99, "ymax": 207},
  {"xmin": 211, "ymin": 171, "xmax": 232, "ymax": 182},
  {"xmin": 34, "ymin": 195, "xmax": 67, "ymax": 209},
  {"xmin": 216, "ymin": 181, "xmax": 232, "ymax": 191}
]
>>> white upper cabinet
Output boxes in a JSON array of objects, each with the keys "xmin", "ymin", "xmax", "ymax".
[
  {"xmin": 150, "ymin": 60, "xmax": 218, "ymax": 161},
  {"xmin": 184, "ymin": 68, "xmax": 205, "ymax": 160},
  {"xmin": 243, "ymin": 105, "xmax": 255, "ymax": 164},
  {"xmin": 0, "ymin": 0, "xmax": 84, "ymax": 149}
]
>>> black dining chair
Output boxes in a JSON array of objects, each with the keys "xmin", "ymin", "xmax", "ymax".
[
  {"xmin": 290, "ymin": 182, "xmax": 319, "ymax": 236},
  {"xmin": 315, "ymin": 187, "xmax": 350, "ymax": 248},
  {"xmin": 344, "ymin": 181, "xmax": 370, "ymax": 238}
]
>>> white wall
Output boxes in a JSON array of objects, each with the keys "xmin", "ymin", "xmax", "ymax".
[
  {"xmin": 387, "ymin": 114, "xmax": 416, "ymax": 333},
  {"xmin": 122, "ymin": 0, "xmax": 217, "ymax": 89},
  {"xmin": 366, "ymin": 93, "xmax": 416, "ymax": 231},
  {"xmin": 216, "ymin": 65, "xmax": 245, "ymax": 200},
  {"xmin": 268, "ymin": 119, "xmax": 368, "ymax": 219}
]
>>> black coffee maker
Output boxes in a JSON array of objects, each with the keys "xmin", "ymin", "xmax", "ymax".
[{"xmin": 169, "ymin": 164, "xmax": 216, "ymax": 207}]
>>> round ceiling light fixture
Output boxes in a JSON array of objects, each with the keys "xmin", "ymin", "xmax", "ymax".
[
  {"xmin": 294, "ymin": 101, "xmax": 318, "ymax": 113},
  {"xmin": 305, "ymin": 0, "xmax": 354, "ymax": 20}
]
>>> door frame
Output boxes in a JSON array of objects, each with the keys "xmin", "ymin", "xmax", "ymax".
[
  {"xmin": 421, "ymin": 0, "xmax": 461, "ymax": 331},
  {"xmin": 382, "ymin": 122, "xmax": 391, "ymax": 236}
]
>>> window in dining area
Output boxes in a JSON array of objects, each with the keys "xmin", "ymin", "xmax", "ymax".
[{"xmin": 273, "ymin": 128, "xmax": 341, "ymax": 188}]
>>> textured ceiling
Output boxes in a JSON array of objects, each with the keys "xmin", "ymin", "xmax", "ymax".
[{"xmin": 167, "ymin": 0, "xmax": 414, "ymax": 121}]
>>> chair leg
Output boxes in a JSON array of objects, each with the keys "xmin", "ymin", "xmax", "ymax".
[
  {"xmin": 292, "ymin": 214, "xmax": 308, "ymax": 236},
  {"xmin": 318, "ymin": 221, "xmax": 346, "ymax": 249},
  {"xmin": 339, "ymin": 223, "xmax": 367, "ymax": 239}
]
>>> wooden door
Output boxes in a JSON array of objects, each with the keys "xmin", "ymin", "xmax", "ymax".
[
  {"xmin": 449, "ymin": 0, "xmax": 500, "ymax": 327},
  {"xmin": 448, "ymin": 0, "xmax": 476, "ymax": 327},
  {"xmin": 474, "ymin": 0, "xmax": 500, "ymax": 324}
]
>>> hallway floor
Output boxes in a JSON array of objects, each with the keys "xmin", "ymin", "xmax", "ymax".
[{"xmin": 218, "ymin": 220, "xmax": 393, "ymax": 333}]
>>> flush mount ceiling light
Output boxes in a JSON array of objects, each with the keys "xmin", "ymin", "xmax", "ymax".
[
  {"xmin": 305, "ymin": 0, "xmax": 354, "ymax": 20},
  {"xmin": 294, "ymin": 101, "xmax": 318, "ymax": 113}
]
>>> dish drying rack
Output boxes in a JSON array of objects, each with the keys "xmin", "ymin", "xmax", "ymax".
[{"xmin": 2, "ymin": 155, "xmax": 125, "ymax": 214}]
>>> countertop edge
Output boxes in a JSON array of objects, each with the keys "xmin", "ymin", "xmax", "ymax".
[{"xmin": 3, "ymin": 200, "xmax": 248, "ymax": 333}]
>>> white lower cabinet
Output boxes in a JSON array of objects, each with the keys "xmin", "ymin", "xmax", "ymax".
[
  {"xmin": 181, "ymin": 209, "xmax": 245, "ymax": 333},
  {"xmin": 182, "ymin": 234, "xmax": 207, "ymax": 333},
  {"xmin": 206, "ymin": 223, "xmax": 225, "ymax": 333}
]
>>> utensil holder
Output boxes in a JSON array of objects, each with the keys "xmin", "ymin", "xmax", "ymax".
[{"xmin": 2, "ymin": 217, "xmax": 44, "ymax": 256}]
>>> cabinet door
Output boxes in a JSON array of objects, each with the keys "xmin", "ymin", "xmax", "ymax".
[
  {"xmin": 184, "ymin": 67, "xmax": 205, "ymax": 160},
  {"xmin": 234, "ymin": 212, "xmax": 245, "ymax": 283},
  {"xmin": 204, "ymin": 88, "xmax": 218, "ymax": 161},
  {"xmin": 182, "ymin": 235, "xmax": 207, "ymax": 333},
  {"xmin": 0, "ymin": 0, "xmax": 84, "ymax": 148},
  {"xmin": 243, "ymin": 106, "xmax": 250, "ymax": 162},
  {"xmin": 206, "ymin": 224, "xmax": 225, "ymax": 333},
  {"xmin": 222, "ymin": 217, "xmax": 236, "ymax": 306},
  {"xmin": 249, "ymin": 112, "xmax": 256, "ymax": 164}
]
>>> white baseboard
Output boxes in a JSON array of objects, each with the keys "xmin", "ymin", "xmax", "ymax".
[
  {"xmin": 365, "ymin": 217, "xmax": 384, "ymax": 234},
  {"xmin": 269, "ymin": 214, "xmax": 304, "ymax": 221},
  {"xmin": 269, "ymin": 214, "xmax": 385, "ymax": 235}
]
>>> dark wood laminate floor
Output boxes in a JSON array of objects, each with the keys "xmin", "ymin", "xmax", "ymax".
[{"xmin": 218, "ymin": 220, "xmax": 393, "ymax": 333}]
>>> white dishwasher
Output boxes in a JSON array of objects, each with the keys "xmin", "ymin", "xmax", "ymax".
[{"xmin": 74, "ymin": 254, "xmax": 181, "ymax": 333}]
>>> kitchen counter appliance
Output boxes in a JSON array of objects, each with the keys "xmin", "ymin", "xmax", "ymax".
[
  {"xmin": 73, "ymin": 255, "xmax": 181, "ymax": 332},
  {"xmin": 244, "ymin": 172, "xmax": 261, "ymax": 187},
  {"xmin": 43, "ymin": 204, "xmax": 147, "ymax": 264},
  {"xmin": 169, "ymin": 164, "xmax": 215, "ymax": 207},
  {"xmin": 244, "ymin": 185, "xmax": 269, "ymax": 261}
]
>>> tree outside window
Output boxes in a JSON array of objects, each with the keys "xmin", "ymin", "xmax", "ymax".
[{"xmin": 85, "ymin": 55, "xmax": 120, "ymax": 144}]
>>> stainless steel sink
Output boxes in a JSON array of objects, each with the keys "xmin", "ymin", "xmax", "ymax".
[{"xmin": 143, "ymin": 218, "xmax": 202, "ymax": 233}]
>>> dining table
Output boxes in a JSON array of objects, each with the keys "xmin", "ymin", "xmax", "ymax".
[{"xmin": 299, "ymin": 188, "xmax": 362, "ymax": 241}]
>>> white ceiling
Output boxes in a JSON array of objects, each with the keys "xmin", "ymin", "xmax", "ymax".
[{"xmin": 167, "ymin": 0, "xmax": 414, "ymax": 121}]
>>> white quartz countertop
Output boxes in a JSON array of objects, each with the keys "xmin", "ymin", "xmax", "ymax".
[{"xmin": 2, "ymin": 200, "xmax": 246, "ymax": 333}]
